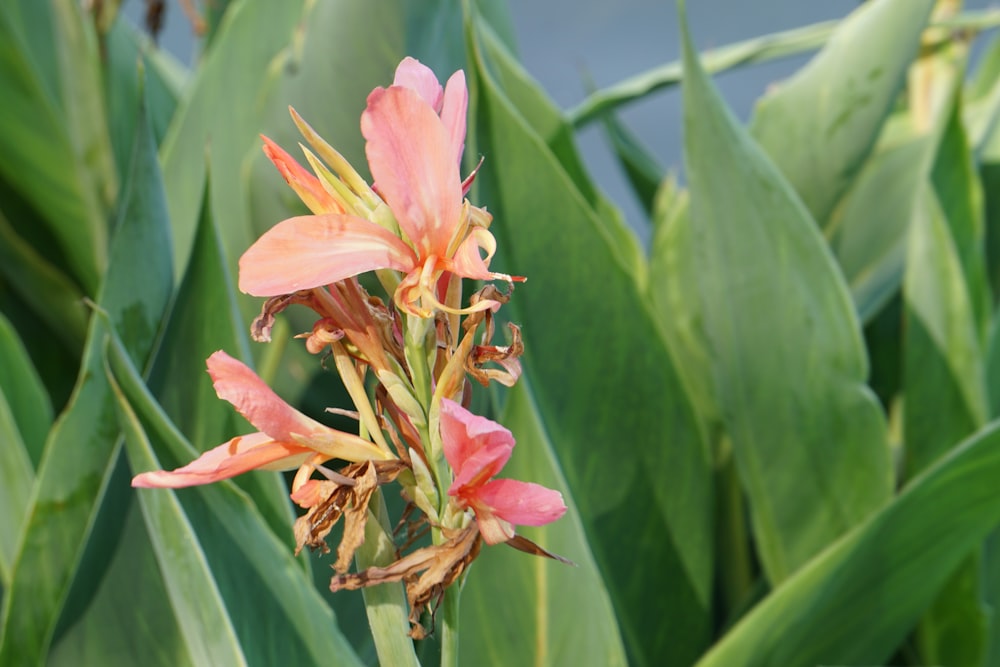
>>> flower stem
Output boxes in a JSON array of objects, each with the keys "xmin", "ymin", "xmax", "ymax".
[{"xmin": 438, "ymin": 574, "xmax": 462, "ymax": 667}]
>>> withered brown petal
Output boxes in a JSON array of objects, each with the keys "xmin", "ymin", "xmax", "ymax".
[
  {"xmin": 329, "ymin": 526, "xmax": 482, "ymax": 639},
  {"xmin": 333, "ymin": 462, "xmax": 379, "ymax": 573},
  {"xmin": 505, "ymin": 533, "xmax": 576, "ymax": 566}
]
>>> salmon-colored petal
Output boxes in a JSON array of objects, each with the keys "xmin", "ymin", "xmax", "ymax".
[
  {"xmin": 238, "ymin": 214, "xmax": 417, "ymax": 296},
  {"xmin": 207, "ymin": 350, "xmax": 328, "ymax": 442},
  {"xmin": 392, "ymin": 57, "xmax": 443, "ymax": 112},
  {"xmin": 449, "ymin": 227, "xmax": 496, "ymax": 280},
  {"xmin": 439, "ymin": 398, "xmax": 513, "ymax": 480},
  {"xmin": 261, "ymin": 135, "xmax": 344, "ymax": 215},
  {"xmin": 362, "ymin": 86, "xmax": 462, "ymax": 258},
  {"xmin": 475, "ymin": 478, "xmax": 567, "ymax": 527},
  {"xmin": 439, "ymin": 70, "xmax": 468, "ymax": 166},
  {"xmin": 131, "ymin": 433, "xmax": 312, "ymax": 489}
]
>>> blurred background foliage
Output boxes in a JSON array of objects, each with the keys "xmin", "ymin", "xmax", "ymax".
[{"xmin": 4, "ymin": 0, "xmax": 1000, "ymax": 665}]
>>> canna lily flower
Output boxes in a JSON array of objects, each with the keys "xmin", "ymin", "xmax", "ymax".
[
  {"xmin": 239, "ymin": 57, "xmax": 517, "ymax": 317},
  {"xmin": 131, "ymin": 351, "xmax": 391, "ymax": 489},
  {"xmin": 440, "ymin": 398, "xmax": 566, "ymax": 544}
]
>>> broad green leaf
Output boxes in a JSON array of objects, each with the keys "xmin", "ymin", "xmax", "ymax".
[
  {"xmin": 0, "ymin": 311, "xmax": 53, "ymax": 465},
  {"xmin": 903, "ymin": 190, "xmax": 986, "ymax": 476},
  {"xmin": 820, "ymin": 21, "xmax": 965, "ymax": 323},
  {"xmin": 104, "ymin": 17, "xmax": 185, "ymax": 185},
  {"xmin": 467, "ymin": 17, "xmax": 713, "ymax": 667},
  {"xmin": 107, "ymin": 337, "xmax": 364, "ymax": 667},
  {"xmin": 404, "ymin": 0, "xmax": 516, "ymax": 76},
  {"xmin": 906, "ymin": 71, "xmax": 993, "ymax": 665},
  {"xmin": 903, "ymin": 190, "xmax": 989, "ymax": 665},
  {"xmin": 696, "ymin": 420, "xmax": 1000, "ymax": 667},
  {"xmin": 680, "ymin": 9, "xmax": 891, "ymax": 583},
  {"xmin": 985, "ymin": 531, "xmax": 1000, "ymax": 667},
  {"xmin": 0, "ymin": 207, "xmax": 89, "ymax": 353},
  {"xmin": 0, "ymin": 89, "xmax": 172, "ymax": 664},
  {"xmin": 160, "ymin": 0, "xmax": 308, "ymax": 280},
  {"xmin": 0, "ymin": 389, "xmax": 33, "ymax": 586},
  {"xmin": 598, "ymin": 109, "xmax": 664, "ymax": 217},
  {"xmin": 0, "ymin": 4, "xmax": 107, "ymax": 294},
  {"xmin": 472, "ymin": 22, "xmax": 648, "ymax": 297},
  {"xmin": 750, "ymin": 0, "xmax": 934, "ymax": 225},
  {"xmin": 148, "ymin": 183, "xmax": 292, "ymax": 543},
  {"xmin": 647, "ymin": 179, "xmax": 716, "ymax": 428},
  {"xmin": 461, "ymin": 379, "xmax": 628, "ymax": 666},
  {"xmin": 50, "ymin": 0, "xmax": 118, "ymax": 216},
  {"xmin": 109, "ymin": 353, "xmax": 248, "ymax": 666},
  {"xmin": 828, "ymin": 127, "xmax": 935, "ymax": 321},
  {"xmin": 47, "ymin": 505, "xmax": 195, "ymax": 667}
]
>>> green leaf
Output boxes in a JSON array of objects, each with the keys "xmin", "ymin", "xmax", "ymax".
[
  {"xmin": 106, "ymin": 337, "xmax": 364, "ymax": 667},
  {"xmin": 148, "ymin": 183, "xmax": 293, "ymax": 543},
  {"xmin": 597, "ymin": 109, "xmax": 664, "ymax": 217},
  {"xmin": 0, "ymin": 311, "xmax": 53, "ymax": 466},
  {"xmin": 467, "ymin": 16, "xmax": 713, "ymax": 667},
  {"xmin": 680, "ymin": 8, "xmax": 892, "ymax": 583},
  {"xmin": 108, "ymin": 355, "xmax": 248, "ymax": 666},
  {"xmin": 461, "ymin": 380, "xmax": 628, "ymax": 666},
  {"xmin": 903, "ymin": 89, "xmax": 991, "ymax": 666},
  {"xmin": 0, "ymin": 207, "xmax": 89, "ymax": 353},
  {"xmin": 160, "ymin": 0, "xmax": 307, "ymax": 281},
  {"xmin": 47, "ymin": 505, "xmax": 195, "ymax": 667},
  {"xmin": 696, "ymin": 420, "xmax": 1000, "ymax": 667},
  {"xmin": 749, "ymin": 0, "xmax": 934, "ymax": 225},
  {"xmin": 0, "ymin": 86, "xmax": 173, "ymax": 664},
  {"xmin": 903, "ymin": 191, "xmax": 986, "ymax": 477},
  {"xmin": 0, "ymin": 388, "xmax": 33, "ymax": 586},
  {"xmin": 0, "ymin": 4, "xmax": 107, "ymax": 294}
]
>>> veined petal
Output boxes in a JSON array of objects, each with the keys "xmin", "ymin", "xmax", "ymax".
[
  {"xmin": 131, "ymin": 433, "xmax": 312, "ymax": 489},
  {"xmin": 440, "ymin": 398, "xmax": 514, "ymax": 479},
  {"xmin": 392, "ymin": 57, "xmax": 443, "ymax": 112},
  {"xmin": 208, "ymin": 350, "xmax": 334, "ymax": 442},
  {"xmin": 448, "ymin": 445, "xmax": 511, "ymax": 494},
  {"xmin": 475, "ymin": 478, "xmax": 567, "ymax": 527},
  {"xmin": 439, "ymin": 70, "xmax": 468, "ymax": 166},
  {"xmin": 238, "ymin": 214, "xmax": 417, "ymax": 296},
  {"xmin": 261, "ymin": 135, "xmax": 344, "ymax": 215},
  {"xmin": 362, "ymin": 86, "xmax": 463, "ymax": 258}
]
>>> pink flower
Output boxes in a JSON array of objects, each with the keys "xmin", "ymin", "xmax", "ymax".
[
  {"xmin": 239, "ymin": 57, "xmax": 514, "ymax": 317},
  {"xmin": 440, "ymin": 398, "xmax": 566, "ymax": 544},
  {"xmin": 131, "ymin": 351, "xmax": 390, "ymax": 489}
]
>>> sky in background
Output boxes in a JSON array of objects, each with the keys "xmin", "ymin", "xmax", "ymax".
[{"xmin": 124, "ymin": 0, "xmax": 1000, "ymax": 239}]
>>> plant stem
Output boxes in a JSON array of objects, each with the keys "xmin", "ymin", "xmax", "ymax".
[{"xmin": 438, "ymin": 578, "xmax": 462, "ymax": 667}]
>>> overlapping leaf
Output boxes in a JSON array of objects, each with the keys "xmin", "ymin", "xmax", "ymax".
[
  {"xmin": 460, "ymin": 380, "xmax": 628, "ymax": 666},
  {"xmin": 697, "ymin": 420, "xmax": 1000, "ymax": 667},
  {"xmin": 0, "ymin": 88, "xmax": 172, "ymax": 663},
  {"xmin": 679, "ymin": 7, "xmax": 892, "ymax": 584},
  {"xmin": 466, "ymin": 15, "xmax": 713, "ymax": 667}
]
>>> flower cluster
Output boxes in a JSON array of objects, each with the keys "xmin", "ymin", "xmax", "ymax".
[{"xmin": 132, "ymin": 57, "xmax": 567, "ymax": 638}]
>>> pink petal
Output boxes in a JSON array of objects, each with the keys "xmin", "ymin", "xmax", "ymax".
[
  {"xmin": 439, "ymin": 398, "xmax": 514, "ymax": 481},
  {"xmin": 439, "ymin": 70, "xmax": 468, "ymax": 166},
  {"xmin": 207, "ymin": 350, "xmax": 330, "ymax": 442},
  {"xmin": 475, "ymin": 478, "xmax": 567, "ymax": 527},
  {"xmin": 238, "ymin": 214, "xmax": 417, "ymax": 296},
  {"xmin": 261, "ymin": 135, "xmax": 344, "ymax": 214},
  {"xmin": 131, "ymin": 433, "xmax": 313, "ymax": 489},
  {"xmin": 392, "ymin": 57, "xmax": 443, "ymax": 112},
  {"xmin": 362, "ymin": 86, "xmax": 462, "ymax": 259}
]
